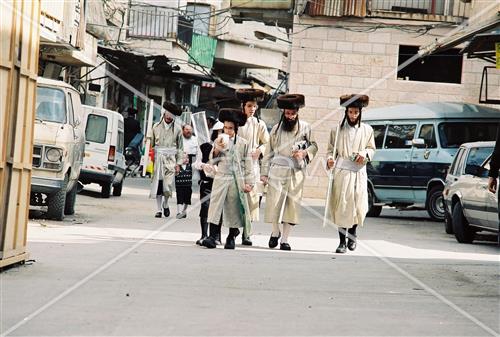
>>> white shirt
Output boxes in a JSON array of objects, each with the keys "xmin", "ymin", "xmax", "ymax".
[{"xmin": 183, "ymin": 135, "xmax": 198, "ymax": 156}]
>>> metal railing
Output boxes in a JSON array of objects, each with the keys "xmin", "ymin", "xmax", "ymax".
[
  {"xmin": 305, "ymin": 0, "xmax": 470, "ymax": 20},
  {"xmin": 369, "ymin": 0, "xmax": 469, "ymax": 19},
  {"xmin": 128, "ymin": 5, "xmax": 178, "ymax": 39}
]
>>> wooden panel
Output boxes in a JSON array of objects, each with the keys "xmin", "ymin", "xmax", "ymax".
[{"xmin": 0, "ymin": 0, "xmax": 39, "ymax": 266}]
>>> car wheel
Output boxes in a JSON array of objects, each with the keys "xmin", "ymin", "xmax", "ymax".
[
  {"xmin": 112, "ymin": 179, "xmax": 123, "ymax": 197},
  {"xmin": 101, "ymin": 183, "xmax": 111, "ymax": 198},
  {"xmin": 64, "ymin": 182, "xmax": 78, "ymax": 215},
  {"xmin": 452, "ymin": 202, "xmax": 474, "ymax": 243},
  {"xmin": 444, "ymin": 210, "xmax": 454, "ymax": 234},
  {"xmin": 46, "ymin": 175, "xmax": 68, "ymax": 221},
  {"xmin": 427, "ymin": 186, "xmax": 445, "ymax": 221},
  {"xmin": 366, "ymin": 187, "xmax": 382, "ymax": 217}
]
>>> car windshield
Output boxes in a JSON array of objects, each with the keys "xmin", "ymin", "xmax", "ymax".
[
  {"xmin": 438, "ymin": 122, "xmax": 497, "ymax": 148},
  {"xmin": 466, "ymin": 147, "xmax": 494, "ymax": 167},
  {"xmin": 36, "ymin": 87, "xmax": 67, "ymax": 123}
]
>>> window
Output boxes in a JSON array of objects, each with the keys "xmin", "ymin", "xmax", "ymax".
[
  {"xmin": 418, "ymin": 124, "xmax": 437, "ymax": 148},
  {"xmin": 438, "ymin": 122, "xmax": 498, "ymax": 148},
  {"xmin": 397, "ymin": 45, "xmax": 463, "ymax": 84},
  {"xmin": 385, "ymin": 124, "xmax": 416, "ymax": 149},
  {"xmin": 117, "ymin": 130, "xmax": 124, "ymax": 153},
  {"xmin": 466, "ymin": 147, "xmax": 494, "ymax": 167},
  {"xmin": 186, "ymin": 3, "xmax": 211, "ymax": 36},
  {"xmin": 67, "ymin": 94, "xmax": 74, "ymax": 125},
  {"xmin": 36, "ymin": 87, "xmax": 66, "ymax": 123},
  {"xmin": 85, "ymin": 114, "xmax": 108, "ymax": 144},
  {"xmin": 372, "ymin": 125, "xmax": 386, "ymax": 149},
  {"xmin": 449, "ymin": 148, "xmax": 464, "ymax": 176}
]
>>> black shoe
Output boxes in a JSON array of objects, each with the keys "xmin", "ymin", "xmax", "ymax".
[
  {"xmin": 336, "ymin": 242, "xmax": 347, "ymax": 254},
  {"xmin": 196, "ymin": 236, "xmax": 207, "ymax": 246},
  {"xmin": 242, "ymin": 237, "xmax": 253, "ymax": 246},
  {"xmin": 201, "ymin": 236, "xmax": 217, "ymax": 249},
  {"xmin": 163, "ymin": 207, "xmax": 170, "ymax": 218},
  {"xmin": 268, "ymin": 232, "xmax": 281, "ymax": 249},
  {"xmin": 155, "ymin": 212, "xmax": 162, "ymax": 218},
  {"xmin": 224, "ymin": 228, "xmax": 240, "ymax": 249},
  {"xmin": 347, "ymin": 239, "xmax": 357, "ymax": 251},
  {"xmin": 280, "ymin": 242, "xmax": 291, "ymax": 251}
]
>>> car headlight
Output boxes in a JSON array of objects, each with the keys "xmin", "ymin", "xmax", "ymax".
[{"xmin": 45, "ymin": 148, "xmax": 62, "ymax": 162}]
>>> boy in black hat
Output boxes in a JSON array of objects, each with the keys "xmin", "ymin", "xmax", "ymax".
[
  {"xmin": 235, "ymin": 88, "xmax": 270, "ymax": 246},
  {"xmin": 201, "ymin": 108, "xmax": 254, "ymax": 249}
]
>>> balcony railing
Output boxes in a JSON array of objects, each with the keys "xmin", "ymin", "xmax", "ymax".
[
  {"xmin": 305, "ymin": 0, "xmax": 470, "ymax": 21},
  {"xmin": 370, "ymin": 0, "xmax": 470, "ymax": 20},
  {"xmin": 128, "ymin": 5, "xmax": 194, "ymax": 47}
]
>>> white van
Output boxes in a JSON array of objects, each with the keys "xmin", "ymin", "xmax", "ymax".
[
  {"xmin": 79, "ymin": 106, "xmax": 126, "ymax": 197},
  {"xmin": 31, "ymin": 77, "xmax": 86, "ymax": 220}
]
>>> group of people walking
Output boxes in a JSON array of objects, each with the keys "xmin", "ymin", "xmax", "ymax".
[{"xmin": 147, "ymin": 91, "xmax": 375, "ymax": 254}]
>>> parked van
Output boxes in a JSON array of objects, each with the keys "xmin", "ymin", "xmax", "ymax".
[
  {"xmin": 79, "ymin": 106, "xmax": 126, "ymax": 198},
  {"xmin": 364, "ymin": 102, "xmax": 500, "ymax": 221},
  {"xmin": 31, "ymin": 77, "xmax": 86, "ymax": 220}
]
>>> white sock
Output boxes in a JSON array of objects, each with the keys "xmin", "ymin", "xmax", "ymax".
[
  {"xmin": 281, "ymin": 223, "xmax": 291, "ymax": 244},
  {"xmin": 163, "ymin": 197, "xmax": 169, "ymax": 209},
  {"xmin": 177, "ymin": 204, "xmax": 183, "ymax": 214},
  {"xmin": 272, "ymin": 222, "xmax": 281, "ymax": 237},
  {"xmin": 183, "ymin": 204, "xmax": 188, "ymax": 212},
  {"xmin": 156, "ymin": 196, "xmax": 163, "ymax": 212}
]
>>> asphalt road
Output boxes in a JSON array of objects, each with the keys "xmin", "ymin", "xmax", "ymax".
[{"xmin": 1, "ymin": 177, "xmax": 498, "ymax": 336}]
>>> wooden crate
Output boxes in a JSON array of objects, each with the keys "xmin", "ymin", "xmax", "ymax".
[{"xmin": 0, "ymin": 0, "xmax": 40, "ymax": 268}]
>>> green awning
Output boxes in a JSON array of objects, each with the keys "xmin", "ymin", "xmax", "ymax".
[{"xmin": 188, "ymin": 34, "xmax": 217, "ymax": 69}]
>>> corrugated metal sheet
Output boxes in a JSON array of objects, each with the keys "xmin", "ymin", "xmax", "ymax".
[{"xmin": 307, "ymin": 0, "xmax": 366, "ymax": 17}]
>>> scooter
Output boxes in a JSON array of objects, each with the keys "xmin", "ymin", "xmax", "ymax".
[{"xmin": 125, "ymin": 133, "xmax": 143, "ymax": 177}]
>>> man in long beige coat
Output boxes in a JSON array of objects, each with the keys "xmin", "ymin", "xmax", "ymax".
[
  {"xmin": 261, "ymin": 94, "xmax": 318, "ymax": 251},
  {"xmin": 201, "ymin": 108, "xmax": 254, "ymax": 250},
  {"xmin": 326, "ymin": 94, "xmax": 375, "ymax": 253},
  {"xmin": 148, "ymin": 101, "xmax": 184, "ymax": 218},
  {"xmin": 235, "ymin": 88, "xmax": 270, "ymax": 246}
]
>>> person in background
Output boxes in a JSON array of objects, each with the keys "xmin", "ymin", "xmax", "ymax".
[
  {"xmin": 124, "ymin": 107, "xmax": 141, "ymax": 147},
  {"xmin": 148, "ymin": 102, "xmax": 184, "ymax": 218},
  {"xmin": 193, "ymin": 118, "xmax": 224, "ymax": 245},
  {"xmin": 174, "ymin": 124, "xmax": 198, "ymax": 219}
]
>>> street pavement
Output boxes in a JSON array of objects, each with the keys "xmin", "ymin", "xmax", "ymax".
[{"xmin": 1, "ymin": 177, "xmax": 499, "ymax": 336}]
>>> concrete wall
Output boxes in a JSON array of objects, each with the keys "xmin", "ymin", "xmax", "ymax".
[{"xmin": 288, "ymin": 15, "xmax": 500, "ymax": 199}]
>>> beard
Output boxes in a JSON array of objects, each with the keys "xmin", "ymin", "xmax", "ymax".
[{"xmin": 282, "ymin": 117, "xmax": 298, "ymax": 131}]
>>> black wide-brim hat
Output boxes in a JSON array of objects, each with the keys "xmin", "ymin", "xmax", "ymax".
[
  {"xmin": 340, "ymin": 94, "xmax": 369, "ymax": 108},
  {"xmin": 163, "ymin": 101, "xmax": 183, "ymax": 116},
  {"xmin": 235, "ymin": 88, "xmax": 265, "ymax": 103},
  {"xmin": 277, "ymin": 94, "xmax": 305, "ymax": 110},
  {"xmin": 218, "ymin": 108, "xmax": 248, "ymax": 127}
]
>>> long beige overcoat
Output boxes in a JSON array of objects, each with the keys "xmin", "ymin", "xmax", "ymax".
[
  {"xmin": 262, "ymin": 120, "xmax": 318, "ymax": 225},
  {"xmin": 207, "ymin": 135, "xmax": 254, "ymax": 228},
  {"xmin": 147, "ymin": 119, "xmax": 184, "ymax": 198},
  {"xmin": 238, "ymin": 116, "xmax": 270, "ymax": 221},
  {"xmin": 326, "ymin": 122, "xmax": 375, "ymax": 228}
]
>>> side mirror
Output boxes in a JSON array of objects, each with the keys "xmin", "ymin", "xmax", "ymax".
[{"xmin": 412, "ymin": 138, "xmax": 426, "ymax": 148}]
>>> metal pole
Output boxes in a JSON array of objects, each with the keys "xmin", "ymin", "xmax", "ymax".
[{"xmin": 142, "ymin": 98, "xmax": 155, "ymax": 176}]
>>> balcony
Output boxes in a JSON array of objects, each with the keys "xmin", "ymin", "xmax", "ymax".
[
  {"xmin": 369, "ymin": 0, "xmax": 470, "ymax": 22},
  {"xmin": 304, "ymin": 0, "xmax": 470, "ymax": 22},
  {"xmin": 128, "ymin": 5, "xmax": 193, "ymax": 47}
]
